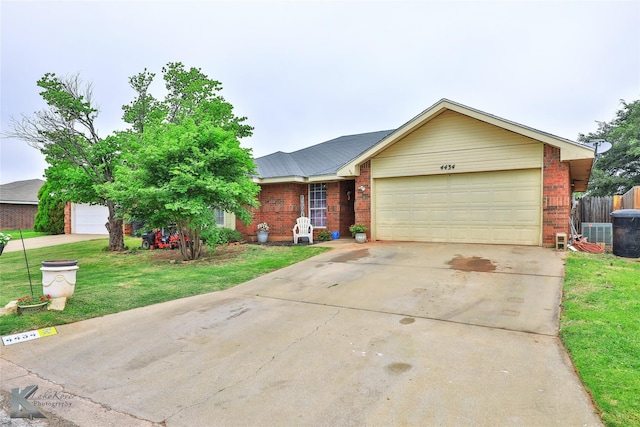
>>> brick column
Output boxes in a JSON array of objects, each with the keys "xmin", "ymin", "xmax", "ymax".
[
  {"xmin": 542, "ymin": 145, "xmax": 571, "ymax": 246},
  {"xmin": 64, "ymin": 202, "xmax": 72, "ymax": 234},
  {"xmin": 354, "ymin": 161, "xmax": 372, "ymax": 239}
]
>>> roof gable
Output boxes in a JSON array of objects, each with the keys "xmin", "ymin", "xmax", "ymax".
[{"xmin": 337, "ymin": 99, "xmax": 595, "ymax": 190}]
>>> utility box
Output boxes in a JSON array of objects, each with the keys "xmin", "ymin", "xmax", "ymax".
[{"xmin": 581, "ymin": 222, "xmax": 613, "ymax": 247}]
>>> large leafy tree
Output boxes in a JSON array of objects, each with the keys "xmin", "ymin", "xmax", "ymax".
[
  {"xmin": 111, "ymin": 63, "xmax": 259, "ymax": 260},
  {"xmin": 580, "ymin": 99, "xmax": 640, "ymax": 196},
  {"xmin": 7, "ymin": 74, "xmax": 126, "ymax": 250}
]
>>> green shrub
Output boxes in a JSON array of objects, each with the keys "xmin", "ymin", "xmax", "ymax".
[
  {"xmin": 220, "ymin": 228, "xmax": 243, "ymax": 243},
  {"xmin": 34, "ymin": 181, "xmax": 65, "ymax": 234},
  {"xmin": 317, "ymin": 230, "xmax": 331, "ymax": 241},
  {"xmin": 201, "ymin": 227, "xmax": 243, "ymax": 245}
]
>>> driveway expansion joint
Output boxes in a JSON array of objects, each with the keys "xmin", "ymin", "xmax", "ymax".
[{"xmin": 250, "ymin": 294, "xmax": 559, "ymax": 338}]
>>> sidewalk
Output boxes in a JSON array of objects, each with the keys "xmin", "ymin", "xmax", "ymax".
[{"xmin": 2, "ymin": 234, "xmax": 108, "ymax": 253}]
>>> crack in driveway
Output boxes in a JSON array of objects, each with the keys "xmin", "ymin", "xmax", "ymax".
[{"xmin": 164, "ymin": 309, "xmax": 341, "ymax": 424}]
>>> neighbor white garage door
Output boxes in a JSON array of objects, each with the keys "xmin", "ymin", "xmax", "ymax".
[
  {"xmin": 374, "ymin": 169, "xmax": 541, "ymax": 245},
  {"xmin": 71, "ymin": 203, "xmax": 109, "ymax": 234}
]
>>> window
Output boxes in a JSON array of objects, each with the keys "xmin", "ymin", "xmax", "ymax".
[
  {"xmin": 309, "ymin": 183, "xmax": 327, "ymax": 228},
  {"xmin": 213, "ymin": 209, "xmax": 225, "ymax": 227}
]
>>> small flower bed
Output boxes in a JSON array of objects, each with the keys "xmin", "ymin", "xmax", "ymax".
[
  {"xmin": 257, "ymin": 222, "xmax": 270, "ymax": 232},
  {"xmin": 17, "ymin": 295, "xmax": 52, "ymax": 307}
]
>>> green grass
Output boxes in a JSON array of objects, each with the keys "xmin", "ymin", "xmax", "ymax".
[
  {"xmin": 1, "ymin": 229, "xmax": 52, "ymax": 239},
  {"xmin": 561, "ymin": 252, "xmax": 640, "ymax": 427},
  {"xmin": 0, "ymin": 236, "xmax": 329, "ymax": 335}
]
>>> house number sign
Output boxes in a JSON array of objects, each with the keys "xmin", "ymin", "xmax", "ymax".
[{"xmin": 440, "ymin": 164, "xmax": 455, "ymax": 170}]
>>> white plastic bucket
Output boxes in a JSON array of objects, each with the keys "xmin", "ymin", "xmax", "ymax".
[{"xmin": 41, "ymin": 260, "xmax": 79, "ymax": 298}]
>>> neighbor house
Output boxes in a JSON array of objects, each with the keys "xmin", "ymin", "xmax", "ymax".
[
  {"xmin": 237, "ymin": 99, "xmax": 595, "ymax": 247},
  {"xmin": 0, "ymin": 179, "xmax": 44, "ymax": 230}
]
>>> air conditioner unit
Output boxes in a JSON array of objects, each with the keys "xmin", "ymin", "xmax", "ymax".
[{"xmin": 581, "ymin": 223, "xmax": 613, "ymax": 246}]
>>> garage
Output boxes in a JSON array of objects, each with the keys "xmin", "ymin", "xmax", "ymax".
[
  {"xmin": 366, "ymin": 106, "xmax": 547, "ymax": 246},
  {"xmin": 336, "ymin": 99, "xmax": 594, "ymax": 247},
  {"xmin": 374, "ymin": 169, "xmax": 541, "ymax": 245},
  {"xmin": 71, "ymin": 203, "xmax": 109, "ymax": 234}
]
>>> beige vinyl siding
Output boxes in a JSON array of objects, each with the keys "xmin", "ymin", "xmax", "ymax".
[
  {"xmin": 223, "ymin": 212, "xmax": 236, "ymax": 229},
  {"xmin": 374, "ymin": 169, "xmax": 541, "ymax": 245},
  {"xmin": 371, "ymin": 110, "xmax": 543, "ymax": 179}
]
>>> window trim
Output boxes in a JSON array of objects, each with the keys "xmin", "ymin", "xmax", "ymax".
[{"xmin": 308, "ymin": 182, "xmax": 327, "ymax": 228}]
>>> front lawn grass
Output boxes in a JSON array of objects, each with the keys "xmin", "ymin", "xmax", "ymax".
[
  {"xmin": 1, "ymin": 229, "xmax": 50, "ymax": 239},
  {"xmin": 0, "ymin": 236, "xmax": 329, "ymax": 335},
  {"xmin": 561, "ymin": 251, "xmax": 640, "ymax": 427}
]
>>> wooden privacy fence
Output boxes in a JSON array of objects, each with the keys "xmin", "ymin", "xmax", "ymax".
[
  {"xmin": 618, "ymin": 186, "xmax": 640, "ymax": 210},
  {"xmin": 574, "ymin": 197, "xmax": 613, "ymax": 232},
  {"xmin": 573, "ymin": 186, "xmax": 640, "ymax": 233}
]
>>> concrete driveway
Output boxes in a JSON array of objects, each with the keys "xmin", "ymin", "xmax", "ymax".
[
  {"xmin": 1, "ymin": 242, "xmax": 602, "ymax": 426},
  {"xmin": 2, "ymin": 234, "xmax": 108, "ymax": 253}
]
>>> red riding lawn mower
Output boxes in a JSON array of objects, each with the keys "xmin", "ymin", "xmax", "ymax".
[{"xmin": 141, "ymin": 227, "xmax": 187, "ymax": 250}]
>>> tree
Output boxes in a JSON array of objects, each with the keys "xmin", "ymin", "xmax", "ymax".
[
  {"xmin": 111, "ymin": 63, "xmax": 259, "ymax": 260},
  {"xmin": 34, "ymin": 178, "xmax": 65, "ymax": 234},
  {"xmin": 7, "ymin": 74, "xmax": 126, "ymax": 250},
  {"xmin": 580, "ymin": 99, "xmax": 640, "ymax": 196}
]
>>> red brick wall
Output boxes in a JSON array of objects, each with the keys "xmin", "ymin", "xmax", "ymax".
[
  {"xmin": 542, "ymin": 145, "xmax": 571, "ymax": 246},
  {"xmin": 237, "ymin": 181, "xmax": 357, "ymax": 241},
  {"xmin": 354, "ymin": 161, "xmax": 372, "ymax": 239},
  {"xmin": 236, "ymin": 183, "xmax": 307, "ymax": 241},
  {"xmin": 0, "ymin": 203, "xmax": 38, "ymax": 230}
]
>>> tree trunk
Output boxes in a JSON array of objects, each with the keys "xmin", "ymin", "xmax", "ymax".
[
  {"xmin": 105, "ymin": 202, "xmax": 125, "ymax": 251},
  {"xmin": 176, "ymin": 220, "xmax": 201, "ymax": 260}
]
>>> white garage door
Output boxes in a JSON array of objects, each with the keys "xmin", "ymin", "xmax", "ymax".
[
  {"xmin": 71, "ymin": 203, "xmax": 109, "ymax": 234},
  {"xmin": 374, "ymin": 169, "xmax": 541, "ymax": 245}
]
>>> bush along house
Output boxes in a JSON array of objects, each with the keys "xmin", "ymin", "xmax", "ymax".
[{"xmin": 236, "ymin": 99, "xmax": 595, "ymax": 247}]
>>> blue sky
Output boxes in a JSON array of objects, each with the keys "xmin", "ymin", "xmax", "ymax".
[{"xmin": 1, "ymin": 0, "xmax": 639, "ymax": 184}]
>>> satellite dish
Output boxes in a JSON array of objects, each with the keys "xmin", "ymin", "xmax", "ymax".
[{"xmin": 584, "ymin": 139, "xmax": 612, "ymax": 155}]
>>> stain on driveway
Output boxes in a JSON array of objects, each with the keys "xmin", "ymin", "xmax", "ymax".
[{"xmin": 447, "ymin": 254, "xmax": 497, "ymax": 272}]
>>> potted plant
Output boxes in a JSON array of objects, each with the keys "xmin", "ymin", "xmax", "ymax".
[
  {"xmin": 256, "ymin": 222, "xmax": 270, "ymax": 243},
  {"xmin": 0, "ymin": 232, "xmax": 11, "ymax": 256},
  {"xmin": 16, "ymin": 294, "xmax": 52, "ymax": 315},
  {"xmin": 349, "ymin": 224, "xmax": 368, "ymax": 243}
]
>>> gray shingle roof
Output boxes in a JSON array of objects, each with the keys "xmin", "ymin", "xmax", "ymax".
[
  {"xmin": 255, "ymin": 129, "xmax": 395, "ymax": 179},
  {"xmin": 0, "ymin": 179, "xmax": 44, "ymax": 204}
]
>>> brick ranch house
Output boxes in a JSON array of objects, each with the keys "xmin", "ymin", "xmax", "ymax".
[
  {"xmin": 0, "ymin": 179, "xmax": 44, "ymax": 230},
  {"xmin": 236, "ymin": 99, "xmax": 595, "ymax": 247}
]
